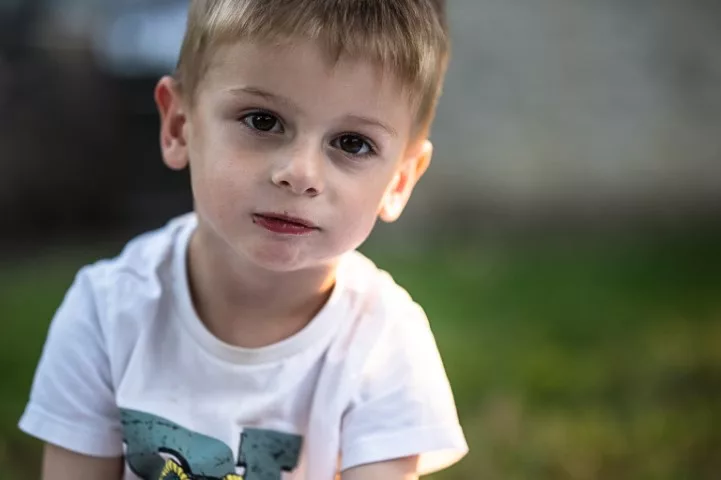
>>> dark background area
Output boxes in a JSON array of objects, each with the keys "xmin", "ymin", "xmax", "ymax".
[{"xmin": 0, "ymin": 0, "xmax": 191, "ymax": 247}]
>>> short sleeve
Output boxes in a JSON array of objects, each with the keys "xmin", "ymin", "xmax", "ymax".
[
  {"xmin": 340, "ymin": 303, "xmax": 468, "ymax": 475},
  {"xmin": 18, "ymin": 267, "xmax": 124, "ymax": 457}
]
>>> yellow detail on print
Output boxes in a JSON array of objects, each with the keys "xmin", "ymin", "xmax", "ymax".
[{"xmin": 159, "ymin": 458, "xmax": 190, "ymax": 480}]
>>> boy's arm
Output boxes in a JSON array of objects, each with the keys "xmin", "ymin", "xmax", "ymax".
[
  {"xmin": 341, "ymin": 455, "xmax": 419, "ymax": 480},
  {"xmin": 42, "ymin": 444, "xmax": 123, "ymax": 480}
]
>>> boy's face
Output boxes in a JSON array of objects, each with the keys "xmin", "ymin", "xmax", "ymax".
[{"xmin": 156, "ymin": 39, "xmax": 432, "ymax": 272}]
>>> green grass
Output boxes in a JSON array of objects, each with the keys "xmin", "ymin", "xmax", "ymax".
[{"xmin": 1, "ymin": 233, "xmax": 720, "ymax": 479}]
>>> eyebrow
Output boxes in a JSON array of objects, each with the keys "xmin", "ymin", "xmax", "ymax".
[
  {"xmin": 226, "ymin": 86, "xmax": 398, "ymax": 137},
  {"xmin": 228, "ymin": 86, "xmax": 299, "ymax": 112},
  {"xmin": 343, "ymin": 115, "xmax": 398, "ymax": 138}
]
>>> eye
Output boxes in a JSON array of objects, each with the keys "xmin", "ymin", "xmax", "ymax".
[
  {"xmin": 241, "ymin": 111, "xmax": 283, "ymax": 133},
  {"xmin": 332, "ymin": 134, "xmax": 375, "ymax": 156}
]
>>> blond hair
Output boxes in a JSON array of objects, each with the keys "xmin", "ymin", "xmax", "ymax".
[{"xmin": 175, "ymin": 0, "xmax": 450, "ymax": 133}]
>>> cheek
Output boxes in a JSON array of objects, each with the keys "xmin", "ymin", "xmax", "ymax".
[
  {"xmin": 331, "ymin": 174, "xmax": 392, "ymax": 235},
  {"xmin": 339, "ymin": 169, "xmax": 390, "ymax": 207},
  {"xmin": 329, "ymin": 206, "xmax": 379, "ymax": 255},
  {"xmin": 189, "ymin": 145, "xmax": 257, "ymax": 221}
]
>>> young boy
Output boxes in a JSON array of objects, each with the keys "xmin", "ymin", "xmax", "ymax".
[{"xmin": 18, "ymin": 1, "xmax": 468, "ymax": 478}]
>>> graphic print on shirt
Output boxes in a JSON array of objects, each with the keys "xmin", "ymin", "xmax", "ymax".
[{"xmin": 121, "ymin": 409, "xmax": 303, "ymax": 480}]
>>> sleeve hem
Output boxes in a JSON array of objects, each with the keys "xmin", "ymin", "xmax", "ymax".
[
  {"xmin": 341, "ymin": 423, "xmax": 468, "ymax": 475},
  {"xmin": 18, "ymin": 404, "xmax": 124, "ymax": 458}
]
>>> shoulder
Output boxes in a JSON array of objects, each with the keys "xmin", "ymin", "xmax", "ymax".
[
  {"xmin": 81, "ymin": 214, "xmax": 194, "ymax": 306},
  {"xmin": 63, "ymin": 213, "xmax": 195, "ymax": 346},
  {"xmin": 341, "ymin": 250, "xmax": 429, "ymax": 329},
  {"xmin": 87, "ymin": 213, "xmax": 193, "ymax": 287},
  {"xmin": 336, "ymin": 251, "xmax": 435, "ymax": 361}
]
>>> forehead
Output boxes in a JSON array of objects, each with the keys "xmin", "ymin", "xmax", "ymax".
[{"xmin": 198, "ymin": 40, "xmax": 417, "ymax": 134}]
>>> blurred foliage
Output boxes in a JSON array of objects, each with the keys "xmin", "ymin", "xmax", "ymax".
[{"xmin": 1, "ymin": 231, "xmax": 720, "ymax": 479}]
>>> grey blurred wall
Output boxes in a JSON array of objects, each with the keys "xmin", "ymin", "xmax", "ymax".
[{"xmin": 407, "ymin": 0, "xmax": 721, "ymax": 229}]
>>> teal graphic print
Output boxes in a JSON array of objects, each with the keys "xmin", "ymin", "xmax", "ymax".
[{"xmin": 121, "ymin": 409, "xmax": 303, "ymax": 480}]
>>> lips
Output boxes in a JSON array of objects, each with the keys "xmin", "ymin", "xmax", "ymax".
[
  {"xmin": 254, "ymin": 212, "xmax": 318, "ymax": 229},
  {"xmin": 252, "ymin": 212, "xmax": 319, "ymax": 235}
]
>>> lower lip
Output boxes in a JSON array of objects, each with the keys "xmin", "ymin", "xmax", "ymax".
[{"xmin": 252, "ymin": 215, "xmax": 318, "ymax": 235}]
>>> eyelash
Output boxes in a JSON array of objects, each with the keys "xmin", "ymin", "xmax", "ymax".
[{"xmin": 238, "ymin": 110, "xmax": 379, "ymax": 159}]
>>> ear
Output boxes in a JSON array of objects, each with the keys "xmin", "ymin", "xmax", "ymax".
[
  {"xmin": 155, "ymin": 76, "xmax": 190, "ymax": 171},
  {"xmin": 379, "ymin": 139, "xmax": 433, "ymax": 223}
]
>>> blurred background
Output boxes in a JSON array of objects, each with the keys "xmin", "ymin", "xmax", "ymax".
[{"xmin": 1, "ymin": 0, "xmax": 720, "ymax": 479}]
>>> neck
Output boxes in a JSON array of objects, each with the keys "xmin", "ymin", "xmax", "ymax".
[{"xmin": 186, "ymin": 223, "xmax": 338, "ymax": 348}]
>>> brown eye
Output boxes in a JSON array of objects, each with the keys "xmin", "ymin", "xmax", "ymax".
[
  {"xmin": 333, "ymin": 134, "xmax": 373, "ymax": 156},
  {"xmin": 242, "ymin": 112, "xmax": 282, "ymax": 133}
]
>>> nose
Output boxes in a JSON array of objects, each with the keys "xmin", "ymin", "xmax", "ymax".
[{"xmin": 271, "ymin": 143, "xmax": 324, "ymax": 197}]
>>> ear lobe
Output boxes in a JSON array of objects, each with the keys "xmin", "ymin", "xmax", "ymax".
[
  {"xmin": 155, "ymin": 76, "xmax": 190, "ymax": 171},
  {"xmin": 378, "ymin": 139, "xmax": 433, "ymax": 223}
]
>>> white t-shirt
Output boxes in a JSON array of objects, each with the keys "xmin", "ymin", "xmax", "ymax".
[{"xmin": 19, "ymin": 213, "xmax": 468, "ymax": 480}]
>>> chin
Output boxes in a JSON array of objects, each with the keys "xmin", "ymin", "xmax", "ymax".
[
  {"xmin": 242, "ymin": 237, "xmax": 349, "ymax": 275},
  {"xmin": 238, "ymin": 241, "xmax": 314, "ymax": 272},
  {"xmin": 252, "ymin": 257, "xmax": 307, "ymax": 273}
]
